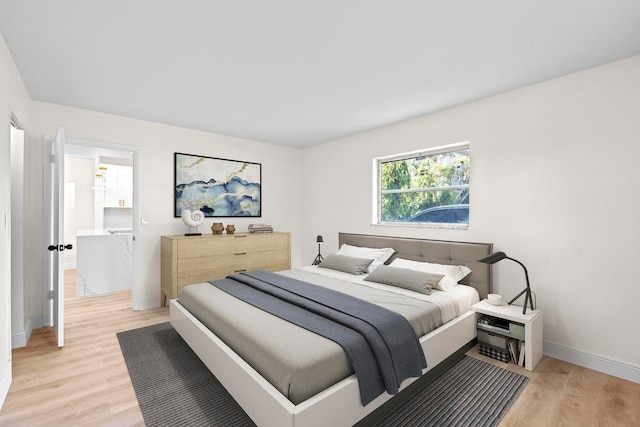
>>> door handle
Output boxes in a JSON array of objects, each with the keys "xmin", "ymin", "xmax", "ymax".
[{"xmin": 47, "ymin": 244, "xmax": 74, "ymax": 251}]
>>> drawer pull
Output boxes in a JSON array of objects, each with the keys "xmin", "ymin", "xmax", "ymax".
[
  {"xmin": 234, "ymin": 235, "xmax": 247, "ymax": 238},
  {"xmin": 234, "ymin": 269, "xmax": 247, "ymax": 273},
  {"xmin": 235, "ymin": 252, "xmax": 247, "ymax": 256}
]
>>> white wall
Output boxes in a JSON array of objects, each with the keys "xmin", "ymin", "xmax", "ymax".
[
  {"xmin": 302, "ymin": 56, "xmax": 640, "ymax": 381},
  {"xmin": 0, "ymin": 33, "xmax": 31, "ymax": 408},
  {"xmin": 28, "ymin": 102, "xmax": 304, "ymax": 312}
]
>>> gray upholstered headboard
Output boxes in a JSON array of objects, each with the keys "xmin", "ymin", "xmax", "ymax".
[{"xmin": 339, "ymin": 233, "xmax": 493, "ymax": 299}]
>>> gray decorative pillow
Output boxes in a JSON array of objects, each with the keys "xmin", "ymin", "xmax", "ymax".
[
  {"xmin": 318, "ymin": 253, "xmax": 374, "ymax": 275},
  {"xmin": 364, "ymin": 265, "xmax": 444, "ymax": 295}
]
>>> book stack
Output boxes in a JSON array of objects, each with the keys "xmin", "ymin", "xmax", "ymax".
[
  {"xmin": 249, "ymin": 224, "xmax": 273, "ymax": 233},
  {"xmin": 508, "ymin": 340, "xmax": 526, "ymax": 367}
]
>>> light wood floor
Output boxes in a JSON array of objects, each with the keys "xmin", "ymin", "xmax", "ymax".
[
  {"xmin": 1, "ymin": 270, "xmax": 639, "ymax": 426},
  {"xmin": 0, "ymin": 270, "xmax": 169, "ymax": 426}
]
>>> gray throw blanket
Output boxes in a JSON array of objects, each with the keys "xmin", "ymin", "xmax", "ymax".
[{"xmin": 208, "ymin": 270, "xmax": 426, "ymax": 405}]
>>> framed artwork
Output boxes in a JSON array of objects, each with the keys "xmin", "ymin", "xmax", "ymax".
[{"xmin": 174, "ymin": 152, "xmax": 262, "ymax": 217}]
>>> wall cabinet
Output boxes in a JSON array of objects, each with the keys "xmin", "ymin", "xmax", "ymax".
[
  {"xmin": 160, "ymin": 232, "xmax": 291, "ymax": 306},
  {"xmin": 103, "ymin": 164, "xmax": 132, "ymax": 208}
]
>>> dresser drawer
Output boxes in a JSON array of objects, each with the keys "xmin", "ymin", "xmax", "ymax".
[
  {"xmin": 177, "ymin": 249, "xmax": 290, "ymax": 286},
  {"xmin": 177, "ymin": 233, "xmax": 289, "ymax": 258},
  {"xmin": 161, "ymin": 232, "xmax": 291, "ymax": 305}
]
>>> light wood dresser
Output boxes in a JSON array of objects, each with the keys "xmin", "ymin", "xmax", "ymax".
[{"xmin": 160, "ymin": 232, "xmax": 291, "ymax": 306}]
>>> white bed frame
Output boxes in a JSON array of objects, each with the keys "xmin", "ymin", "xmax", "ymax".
[
  {"xmin": 171, "ymin": 300, "xmax": 476, "ymax": 427},
  {"xmin": 170, "ymin": 233, "xmax": 493, "ymax": 427}
]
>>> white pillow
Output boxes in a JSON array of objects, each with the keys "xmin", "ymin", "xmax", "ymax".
[
  {"xmin": 336, "ymin": 243, "xmax": 395, "ymax": 273},
  {"xmin": 389, "ymin": 258, "xmax": 472, "ymax": 291}
]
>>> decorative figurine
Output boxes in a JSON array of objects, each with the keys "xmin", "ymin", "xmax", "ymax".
[
  {"xmin": 181, "ymin": 209, "xmax": 204, "ymax": 236},
  {"xmin": 211, "ymin": 222, "xmax": 224, "ymax": 235}
]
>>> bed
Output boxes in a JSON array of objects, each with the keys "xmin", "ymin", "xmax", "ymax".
[{"xmin": 170, "ymin": 233, "xmax": 493, "ymax": 427}]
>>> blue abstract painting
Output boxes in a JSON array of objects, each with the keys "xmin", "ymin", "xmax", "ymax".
[{"xmin": 174, "ymin": 153, "xmax": 261, "ymax": 217}]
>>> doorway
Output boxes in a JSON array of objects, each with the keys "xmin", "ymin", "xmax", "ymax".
[{"xmin": 62, "ymin": 138, "xmax": 140, "ymax": 309}]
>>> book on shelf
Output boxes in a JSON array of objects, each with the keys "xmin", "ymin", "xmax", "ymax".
[
  {"xmin": 518, "ymin": 341, "xmax": 525, "ymax": 366},
  {"xmin": 507, "ymin": 339, "xmax": 518, "ymax": 364}
]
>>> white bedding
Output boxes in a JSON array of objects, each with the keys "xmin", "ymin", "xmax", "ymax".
[{"xmin": 298, "ymin": 265, "xmax": 479, "ymax": 322}]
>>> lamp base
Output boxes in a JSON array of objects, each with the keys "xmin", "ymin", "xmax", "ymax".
[
  {"xmin": 508, "ymin": 287, "xmax": 535, "ymax": 314},
  {"xmin": 312, "ymin": 253, "xmax": 324, "ymax": 266}
]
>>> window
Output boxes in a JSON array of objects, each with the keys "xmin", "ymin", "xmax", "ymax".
[{"xmin": 375, "ymin": 142, "xmax": 470, "ymax": 227}]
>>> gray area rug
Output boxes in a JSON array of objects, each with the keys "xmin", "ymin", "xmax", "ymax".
[
  {"xmin": 373, "ymin": 356, "xmax": 528, "ymax": 427},
  {"xmin": 117, "ymin": 322, "xmax": 255, "ymax": 427},
  {"xmin": 118, "ymin": 322, "xmax": 528, "ymax": 427}
]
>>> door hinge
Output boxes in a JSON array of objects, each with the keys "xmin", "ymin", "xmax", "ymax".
[{"xmin": 48, "ymin": 290, "xmax": 54, "ymax": 300}]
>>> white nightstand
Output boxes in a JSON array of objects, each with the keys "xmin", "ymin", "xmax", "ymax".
[{"xmin": 471, "ymin": 299, "xmax": 543, "ymax": 371}]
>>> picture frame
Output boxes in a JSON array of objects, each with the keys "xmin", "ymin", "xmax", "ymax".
[{"xmin": 174, "ymin": 152, "xmax": 262, "ymax": 217}]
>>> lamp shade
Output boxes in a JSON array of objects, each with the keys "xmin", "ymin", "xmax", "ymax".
[
  {"xmin": 316, "ymin": 235, "xmax": 324, "ymax": 243},
  {"xmin": 478, "ymin": 251, "xmax": 507, "ymax": 264}
]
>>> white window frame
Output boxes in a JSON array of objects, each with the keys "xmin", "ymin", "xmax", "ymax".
[{"xmin": 373, "ymin": 141, "xmax": 470, "ymax": 229}]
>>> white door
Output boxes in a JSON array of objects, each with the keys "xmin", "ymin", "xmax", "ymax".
[{"xmin": 44, "ymin": 127, "xmax": 66, "ymax": 347}]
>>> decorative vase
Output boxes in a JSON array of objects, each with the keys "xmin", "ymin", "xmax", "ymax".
[
  {"xmin": 211, "ymin": 222, "xmax": 224, "ymax": 235},
  {"xmin": 226, "ymin": 224, "xmax": 235, "ymax": 234}
]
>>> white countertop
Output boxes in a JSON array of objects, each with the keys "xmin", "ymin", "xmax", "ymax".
[{"xmin": 77, "ymin": 228, "xmax": 132, "ymax": 237}]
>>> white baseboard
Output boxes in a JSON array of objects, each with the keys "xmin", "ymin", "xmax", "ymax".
[
  {"xmin": 11, "ymin": 317, "xmax": 32, "ymax": 349},
  {"xmin": 0, "ymin": 363, "xmax": 11, "ymax": 410},
  {"xmin": 31, "ymin": 315, "xmax": 44, "ymax": 330},
  {"xmin": 11, "ymin": 332, "xmax": 26, "ymax": 349},
  {"xmin": 135, "ymin": 296, "xmax": 161, "ymax": 311},
  {"xmin": 544, "ymin": 342, "xmax": 640, "ymax": 384}
]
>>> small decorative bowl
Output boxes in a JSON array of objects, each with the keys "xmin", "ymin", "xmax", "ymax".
[{"xmin": 487, "ymin": 294, "xmax": 502, "ymax": 306}]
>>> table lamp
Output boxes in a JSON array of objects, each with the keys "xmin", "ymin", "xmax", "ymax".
[
  {"xmin": 478, "ymin": 251, "xmax": 535, "ymax": 314},
  {"xmin": 312, "ymin": 235, "xmax": 324, "ymax": 265}
]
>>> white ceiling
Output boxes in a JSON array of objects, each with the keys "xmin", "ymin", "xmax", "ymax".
[{"xmin": 1, "ymin": 1, "xmax": 639, "ymax": 148}]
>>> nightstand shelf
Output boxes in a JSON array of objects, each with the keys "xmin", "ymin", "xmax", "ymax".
[{"xmin": 472, "ymin": 299, "xmax": 543, "ymax": 371}]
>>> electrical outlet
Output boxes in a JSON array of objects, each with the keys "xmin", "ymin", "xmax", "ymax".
[{"xmin": 140, "ymin": 217, "xmax": 148, "ymax": 226}]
